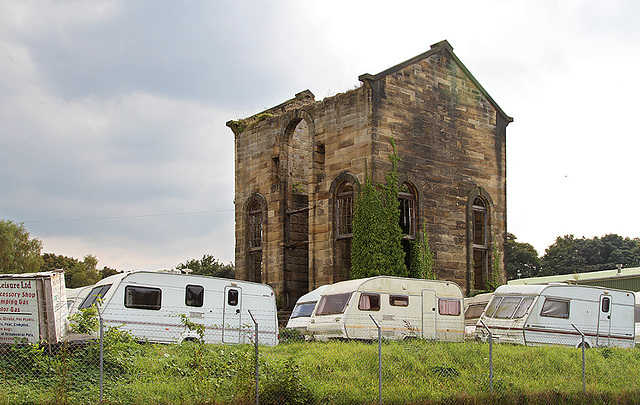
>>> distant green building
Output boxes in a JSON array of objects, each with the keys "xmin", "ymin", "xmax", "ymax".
[{"xmin": 508, "ymin": 266, "xmax": 640, "ymax": 292}]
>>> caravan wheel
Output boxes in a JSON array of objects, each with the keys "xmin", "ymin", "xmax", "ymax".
[{"xmin": 577, "ymin": 341, "xmax": 591, "ymax": 349}]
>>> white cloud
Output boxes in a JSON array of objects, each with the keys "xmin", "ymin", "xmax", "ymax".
[{"xmin": 1, "ymin": 0, "xmax": 639, "ymax": 270}]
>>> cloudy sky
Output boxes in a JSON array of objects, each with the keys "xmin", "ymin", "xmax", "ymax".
[{"xmin": 1, "ymin": 0, "xmax": 639, "ymax": 271}]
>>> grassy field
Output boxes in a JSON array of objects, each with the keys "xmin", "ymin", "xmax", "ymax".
[{"xmin": 1, "ymin": 333, "xmax": 640, "ymax": 404}]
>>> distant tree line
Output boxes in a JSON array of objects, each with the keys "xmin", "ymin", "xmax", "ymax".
[
  {"xmin": 0, "ymin": 219, "xmax": 234, "ymax": 289},
  {"xmin": 42, "ymin": 253, "xmax": 119, "ymax": 288},
  {"xmin": 176, "ymin": 254, "xmax": 234, "ymax": 278},
  {"xmin": 4, "ymin": 217, "xmax": 640, "ymax": 289},
  {"xmin": 506, "ymin": 233, "xmax": 640, "ymax": 280}
]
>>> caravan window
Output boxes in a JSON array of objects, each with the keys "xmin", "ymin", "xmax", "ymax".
[
  {"xmin": 316, "ymin": 292, "xmax": 353, "ymax": 315},
  {"xmin": 540, "ymin": 298, "xmax": 570, "ymax": 319},
  {"xmin": 438, "ymin": 298, "xmax": 461, "ymax": 316},
  {"xmin": 465, "ymin": 303, "xmax": 487, "ymax": 320},
  {"xmin": 79, "ymin": 284, "xmax": 112, "ymax": 309},
  {"xmin": 601, "ymin": 297, "xmax": 611, "ymax": 313},
  {"xmin": 484, "ymin": 296, "xmax": 503, "ymax": 318},
  {"xmin": 227, "ymin": 289, "xmax": 239, "ymax": 306},
  {"xmin": 493, "ymin": 297, "xmax": 522, "ymax": 319},
  {"xmin": 185, "ymin": 285, "xmax": 204, "ymax": 307},
  {"xmin": 291, "ymin": 302, "xmax": 316, "ymax": 318},
  {"xmin": 125, "ymin": 286, "xmax": 161, "ymax": 310},
  {"xmin": 389, "ymin": 295, "xmax": 409, "ymax": 307},
  {"xmin": 358, "ymin": 293, "xmax": 380, "ymax": 311},
  {"xmin": 484, "ymin": 296, "xmax": 534, "ymax": 319},
  {"xmin": 513, "ymin": 297, "xmax": 534, "ymax": 318}
]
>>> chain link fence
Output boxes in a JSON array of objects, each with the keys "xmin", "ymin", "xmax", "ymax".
[{"xmin": 1, "ymin": 308, "xmax": 640, "ymax": 404}]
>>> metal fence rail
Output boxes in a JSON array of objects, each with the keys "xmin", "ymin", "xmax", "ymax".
[{"xmin": 1, "ymin": 310, "xmax": 639, "ymax": 404}]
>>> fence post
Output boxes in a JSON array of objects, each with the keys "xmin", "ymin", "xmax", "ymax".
[
  {"xmin": 572, "ymin": 324, "xmax": 586, "ymax": 394},
  {"xmin": 95, "ymin": 302, "xmax": 104, "ymax": 404},
  {"xmin": 479, "ymin": 319, "xmax": 493, "ymax": 393},
  {"xmin": 248, "ymin": 310, "xmax": 259, "ymax": 405},
  {"xmin": 369, "ymin": 314, "xmax": 382, "ymax": 405}
]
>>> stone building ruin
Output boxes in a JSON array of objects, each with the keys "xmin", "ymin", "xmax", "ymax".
[{"xmin": 227, "ymin": 40, "xmax": 512, "ymax": 310}]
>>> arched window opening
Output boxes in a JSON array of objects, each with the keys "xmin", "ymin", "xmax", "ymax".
[
  {"xmin": 399, "ymin": 182, "xmax": 417, "ymax": 239},
  {"xmin": 333, "ymin": 178, "xmax": 355, "ymax": 283},
  {"xmin": 336, "ymin": 182, "xmax": 354, "ymax": 239},
  {"xmin": 472, "ymin": 197, "xmax": 489, "ymax": 290},
  {"xmin": 247, "ymin": 200, "xmax": 263, "ymax": 283}
]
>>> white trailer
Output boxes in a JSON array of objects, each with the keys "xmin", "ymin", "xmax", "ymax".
[
  {"xmin": 476, "ymin": 284, "xmax": 635, "ymax": 348},
  {"xmin": 66, "ymin": 285, "xmax": 91, "ymax": 315},
  {"xmin": 634, "ymin": 294, "xmax": 640, "ymax": 342},
  {"xmin": 307, "ymin": 276, "xmax": 464, "ymax": 341},
  {"xmin": 0, "ymin": 270, "xmax": 68, "ymax": 344},
  {"xmin": 77, "ymin": 271, "xmax": 279, "ymax": 345},
  {"xmin": 285, "ymin": 285, "xmax": 328, "ymax": 333},
  {"xmin": 463, "ymin": 292, "xmax": 493, "ymax": 338}
]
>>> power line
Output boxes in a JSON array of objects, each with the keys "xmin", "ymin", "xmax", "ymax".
[{"xmin": 24, "ymin": 209, "xmax": 234, "ymax": 224}]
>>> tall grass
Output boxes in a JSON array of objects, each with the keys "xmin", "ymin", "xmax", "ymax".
[{"xmin": 2, "ymin": 337, "xmax": 640, "ymax": 404}]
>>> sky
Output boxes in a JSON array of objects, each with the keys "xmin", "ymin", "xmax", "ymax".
[{"xmin": 1, "ymin": 0, "xmax": 639, "ymax": 271}]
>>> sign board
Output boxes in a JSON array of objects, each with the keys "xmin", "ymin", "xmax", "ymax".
[
  {"xmin": 0, "ymin": 278, "xmax": 39, "ymax": 344},
  {"xmin": 0, "ymin": 271, "xmax": 69, "ymax": 344}
]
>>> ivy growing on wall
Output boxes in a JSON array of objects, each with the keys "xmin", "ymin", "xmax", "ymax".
[
  {"xmin": 408, "ymin": 222, "xmax": 435, "ymax": 279},
  {"xmin": 351, "ymin": 139, "xmax": 406, "ymax": 279},
  {"xmin": 486, "ymin": 242, "xmax": 503, "ymax": 291},
  {"xmin": 350, "ymin": 166, "xmax": 388, "ymax": 279}
]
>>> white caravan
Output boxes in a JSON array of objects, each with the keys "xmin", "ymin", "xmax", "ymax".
[
  {"xmin": 77, "ymin": 271, "xmax": 279, "ymax": 345},
  {"xmin": 66, "ymin": 285, "xmax": 91, "ymax": 314},
  {"xmin": 476, "ymin": 284, "xmax": 635, "ymax": 348},
  {"xmin": 635, "ymin": 294, "xmax": 640, "ymax": 342},
  {"xmin": 285, "ymin": 285, "xmax": 328, "ymax": 333},
  {"xmin": 463, "ymin": 292, "xmax": 493, "ymax": 338},
  {"xmin": 307, "ymin": 276, "xmax": 464, "ymax": 341}
]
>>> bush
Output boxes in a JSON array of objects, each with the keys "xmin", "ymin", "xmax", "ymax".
[
  {"xmin": 69, "ymin": 306, "xmax": 99, "ymax": 334},
  {"xmin": 260, "ymin": 358, "xmax": 314, "ymax": 405}
]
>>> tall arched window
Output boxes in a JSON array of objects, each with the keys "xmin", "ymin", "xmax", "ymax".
[
  {"xmin": 472, "ymin": 197, "xmax": 489, "ymax": 290},
  {"xmin": 336, "ymin": 182, "xmax": 354, "ymax": 239},
  {"xmin": 247, "ymin": 200, "xmax": 263, "ymax": 283},
  {"xmin": 399, "ymin": 182, "xmax": 417, "ymax": 239},
  {"xmin": 333, "ymin": 177, "xmax": 356, "ymax": 283}
]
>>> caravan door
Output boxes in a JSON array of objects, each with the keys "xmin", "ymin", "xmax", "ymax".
[
  {"xmin": 223, "ymin": 286, "xmax": 242, "ymax": 343},
  {"xmin": 421, "ymin": 290, "xmax": 437, "ymax": 340},
  {"xmin": 597, "ymin": 295, "xmax": 612, "ymax": 346}
]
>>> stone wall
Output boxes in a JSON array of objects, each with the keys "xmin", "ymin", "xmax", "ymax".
[
  {"xmin": 361, "ymin": 48, "xmax": 508, "ymax": 292},
  {"xmin": 229, "ymin": 40, "xmax": 510, "ymax": 307}
]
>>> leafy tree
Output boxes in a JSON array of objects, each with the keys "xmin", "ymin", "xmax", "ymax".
[
  {"xmin": 42, "ymin": 253, "xmax": 101, "ymax": 288},
  {"xmin": 540, "ymin": 234, "xmax": 640, "ymax": 276},
  {"xmin": 505, "ymin": 233, "xmax": 541, "ymax": 279},
  {"xmin": 351, "ymin": 140, "xmax": 407, "ymax": 279},
  {"xmin": 176, "ymin": 254, "xmax": 234, "ymax": 278},
  {"xmin": 539, "ymin": 235, "xmax": 582, "ymax": 276},
  {"xmin": 0, "ymin": 219, "xmax": 44, "ymax": 273},
  {"xmin": 100, "ymin": 266, "xmax": 120, "ymax": 279}
]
